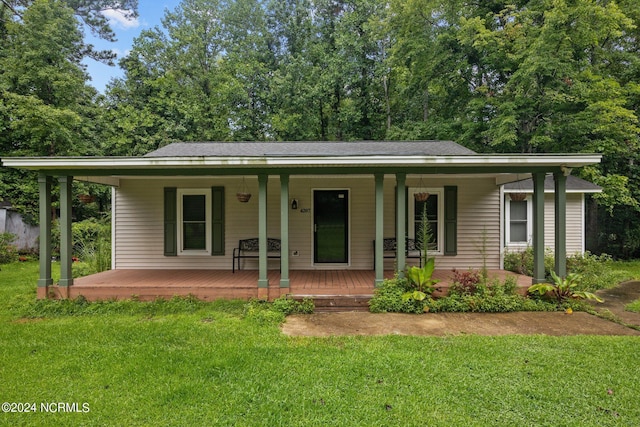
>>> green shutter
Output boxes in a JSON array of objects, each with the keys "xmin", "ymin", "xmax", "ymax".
[
  {"xmin": 211, "ymin": 186, "xmax": 225, "ymax": 255},
  {"xmin": 164, "ymin": 187, "xmax": 177, "ymax": 256},
  {"xmin": 444, "ymin": 186, "xmax": 457, "ymax": 256}
]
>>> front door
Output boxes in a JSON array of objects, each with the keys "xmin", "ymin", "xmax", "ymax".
[{"xmin": 314, "ymin": 190, "xmax": 348, "ymax": 263}]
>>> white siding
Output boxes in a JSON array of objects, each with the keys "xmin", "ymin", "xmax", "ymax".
[
  {"xmin": 398, "ymin": 177, "xmax": 501, "ymax": 270},
  {"xmin": 113, "ymin": 175, "xmax": 502, "ymax": 270},
  {"xmin": 503, "ymin": 193, "xmax": 585, "ymax": 256},
  {"xmin": 543, "ymin": 193, "xmax": 585, "ymax": 254}
]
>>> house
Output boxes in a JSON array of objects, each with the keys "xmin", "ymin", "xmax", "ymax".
[
  {"xmin": 0, "ymin": 141, "xmax": 601, "ymax": 301},
  {"xmin": 502, "ymin": 174, "xmax": 602, "ymax": 256}
]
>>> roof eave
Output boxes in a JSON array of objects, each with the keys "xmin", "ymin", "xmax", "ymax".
[{"xmin": 1, "ymin": 154, "xmax": 603, "ymax": 170}]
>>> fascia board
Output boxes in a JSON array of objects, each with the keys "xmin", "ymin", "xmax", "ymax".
[{"xmin": 0, "ymin": 154, "xmax": 603, "ymax": 170}]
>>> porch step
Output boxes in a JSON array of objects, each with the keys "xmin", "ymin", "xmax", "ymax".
[{"xmin": 295, "ymin": 295, "xmax": 373, "ymax": 312}]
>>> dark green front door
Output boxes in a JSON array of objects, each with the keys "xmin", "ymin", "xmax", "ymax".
[{"xmin": 314, "ymin": 190, "xmax": 348, "ymax": 263}]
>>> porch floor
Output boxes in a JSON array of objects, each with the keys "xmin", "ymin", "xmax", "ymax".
[{"xmin": 55, "ymin": 269, "xmax": 533, "ymax": 301}]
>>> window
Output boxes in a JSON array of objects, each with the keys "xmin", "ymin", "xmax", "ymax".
[
  {"xmin": 408, "ymin": 188, "xmax": 443, "ymax": 254},
  {"xmin": 505, "ymin": 195, "xmax": 532, "ymax": 245},
  {"xmin": 177, "ymin": 189, "xmax": 211, "ymax": 254}
]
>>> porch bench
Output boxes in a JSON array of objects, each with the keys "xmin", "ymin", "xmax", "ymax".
[
  {"xmin": 232, "ymin": 238, "xmax": 281, "ymax": 273},
  {"xmin": 373, "ymin": 238, "xmax": 423, "ymax": 270}
]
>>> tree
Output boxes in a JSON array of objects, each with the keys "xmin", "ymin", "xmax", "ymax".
[
  {"xmin": 0, "ymin": 0, "xmax": 102, "ymax": 221},
  {"xmin": 1, "ymin": 0, "xmax": 139, "ymax": 64}
]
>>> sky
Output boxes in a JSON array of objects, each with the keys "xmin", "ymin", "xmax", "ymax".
[{"xmin": 82, "ymin": 0, "xmax": 181, "ymax": 93}]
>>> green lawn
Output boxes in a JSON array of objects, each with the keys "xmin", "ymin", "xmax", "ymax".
[
  {"xmin": 1, "ymin": 262, "xmax": 639, "ymax": 426},
  {"xmin": 626, "ymin": 299, "xmax": 640, "ymax": 313}
]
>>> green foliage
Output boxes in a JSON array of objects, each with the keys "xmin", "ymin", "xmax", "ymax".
[
  {"xmin": 370, "ymin": 274, "xmax": 557, "ymax": 314},
  {"xmin": 0, "ymin": 0, "xmax": 111, "ymax": 224},
  {"xmin": 271, "ymin": 295, "xmax": 315, "ymax": 315},
  {"xmin": 566, "ymin": 251, "xmax": 631, "ymax": 292},
  {"xmin": 505, "ymin": 249, "xmax": 629, "ymax": 293},
  {"xmin": 2, "ymin": 262, "xmax": 640, "ymax": 425},
  {"xmin": 243, "ymin": 296, "xmax": 315, "ymax": 324},
  {"xmin": 369, "ymin": 277, "xmax": 426, "ymax": 314},
  {"xmin": 449, "ymin": 269, "xmax": 482, "ymax": 296},
  {"xmin": 0, "ymin": 232, "xmax": 19, "ymax": 264},
  {"xmin": 432, "ymin": 276, "xmax": 556, "ymax": 313},
  {"xmin": 12, "ymin": 294, "xmax": 246, "ymax": 319},
  {"xmin": 72, "ymin": 218, "xmax": 111, "ymax": 275},
  {"xmin": 503, "ymin": 247, "xmax": 555, "ymax": 278},
  {"xmin": 427, "ymin": 293, "xmax": 557, "ymax": 314},
  {"xmin": 528, "ymin": 272, "xmax": 604, "ymax": 306},
  {"xmin": 403, "ymin": 257, "xmax": 438, "ymax": 304},
  {"xmin": 2, "ymin": 0, "xmax": 640, "ymax": 260},
  {"xmin": 416, "ymin": 203, "xmax": 432, "ymax": 265},
  {"xmin": 625, "ymin": 298, "xmax": 640, "ymax": 313}
]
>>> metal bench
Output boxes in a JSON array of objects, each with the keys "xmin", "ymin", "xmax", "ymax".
[
  {"xmin": 373, "ymin": 237, "xmax": 423, "ymax": 270},
  {"xmin": 232, "ymin": 238, "xmax": 281, "ymax": 273}
]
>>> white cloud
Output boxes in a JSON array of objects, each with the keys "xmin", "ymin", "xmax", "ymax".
[
  {"xmin": 101, "ymin": 9, "xmax": 140, "ymax": 30},
  {"xmin": 108, "ymin": 48, "xmax": 128, "ymax": 58}
]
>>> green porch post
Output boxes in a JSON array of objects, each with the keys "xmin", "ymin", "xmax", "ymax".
[
  {"xmin": 37, "ymin": 174, "xmax": 53, "ymax": 291},
  {"xmin": 554, "ymin": 172, "xmax": 567, "ymax": 277},
  {"xmin": 396, "ymin": 173, "xmax": 406, "ymax": 277},
  {"xmin": 59, "ymin": 176, "xmax": 74, "ymax": 287},
  {"xmin": 258, "ymin": 174, "xmax": 269, "ymax": 289},
  {"xmin": 374, "ymin": 173, "xmax": 384, "ymax": 286},
  {"xmin": 532, "ymin": 173, "xmax": 546, "ymax": 284},
  {"xmin": 280, "ymin": 174, "xmax": 290, "ymax": 289}
]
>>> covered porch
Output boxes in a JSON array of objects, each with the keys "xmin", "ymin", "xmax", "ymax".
[
  {"xmin": 1, "ymin": 141, "xmax": 601, "ymax": 301},
  {"xmin": 47, "ymin": 268, "xmax": 533, "ymax": 302}
]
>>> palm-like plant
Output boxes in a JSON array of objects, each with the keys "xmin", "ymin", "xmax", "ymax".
[
  {"xmin": 403, "ymin": 257, "xmax": 438, "ymax": 302},
  {"xmin": 528, "ymin": 271, "xmax": 603, "ymax": 305}
]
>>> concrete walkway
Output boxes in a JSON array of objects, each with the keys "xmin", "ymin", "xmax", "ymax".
[{"xmin": 282, "ymin": 281, "xmax": 640, "ymax": 337}]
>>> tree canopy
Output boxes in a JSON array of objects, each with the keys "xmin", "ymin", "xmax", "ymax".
[{"xmin": 1, "ymin": 0, "xmax": 639, "ymax": 257}]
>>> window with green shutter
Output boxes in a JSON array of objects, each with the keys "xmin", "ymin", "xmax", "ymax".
[
  {"xmin": 164, "ymin": 187, "xmax": 225, "ymax": 256},
  {"xmin": 406, "ymin": 185, "xmax": 457, "ymax": 256}
]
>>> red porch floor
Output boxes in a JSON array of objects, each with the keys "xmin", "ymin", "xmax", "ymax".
[{"xmin": 46, "ymin": 269, "xmax": 533, "ymax": 301}]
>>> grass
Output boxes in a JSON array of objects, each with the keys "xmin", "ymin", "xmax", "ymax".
[
  {"xmin": 610, "ymin": 260, "xmax": 640, "ymax": 281},
  {"xmin": 626, "ymin": 299, "xmax": 640, "ymax": 313},
  {"xmin": 1, "ymin": 261, "xmax": 639, "ymax": 426}
]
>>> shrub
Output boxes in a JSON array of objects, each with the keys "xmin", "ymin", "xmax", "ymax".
[
  {"xmin": 426, "ymin": 292, "xmax": 557, "ymax": 313},
  {"xmin": 504, "ymin": 246, "xmax": 554, "ymax": 278},
  {"xmin": 449, "ymin": 269, "xmax": 482, "ymax": 296},
  {"xmin": 73, "ymin": 218, "xmax": 111, "ymax": 275},
  {"xmin": 528, "ymin": 272, "xmax": 603, "ymax": 306},
  {"xmin": 369, "ymin": 278, "xmax": 425, "ymax": 313},
  {"xmin": 0, "ymin": 232, "xmax": 19, "ymax": 264},
  {"xmin": 271, "ymin": 295, "xmax": 314, "ymax": 315},
  {"xmin": 403, "ymin": 258, "xmax": 438, "ymax": 303},
  {"xmin": 72, "ymin": 218, "xmax": 110, "ymax": 254},
  {"xmin": 566, "ymin": 251, "xmax": 626, "ymax": 291},
  {"xmin": 244, "ymin": 296, "xmax": 314, "ymax": 324},
  {"xmin": 504, "ymin": 248, "xmax": 624, "ymax": 292}
]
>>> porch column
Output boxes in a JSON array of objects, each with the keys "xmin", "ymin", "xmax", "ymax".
[
  {"xmin": 258, "ymin": 174, "xmax": 269, "ymax": 290},
  {"xmin": 532, "ymin": 172, "xmax": 546, "ymax": 284},
  {"xmin": 37, "ymin": 174, "xmax": 53, "ymax": 295},
  {"xmin": 279, "ymin": 174, "xmax": 290, "ymax": 289},
  {"xmin": 59, "ymin": 176, "xmax": 74, "ymax": 288},
  {"xmin": 554, "ymin": 171, "xmax": 567, "ymax": 277},
  {"xmin": 396, "ymin": 172, "xmax": 406, "ymax": 276},
  {"xmin": 374, "ymin": 173, "xmax": 384, "ymax": 286}
]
